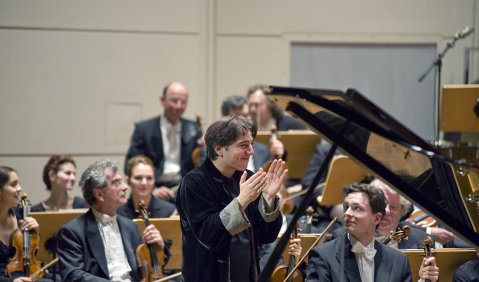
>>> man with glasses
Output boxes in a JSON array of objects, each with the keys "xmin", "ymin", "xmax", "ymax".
[
  {"xmin": 372, "ymin": 179, "xmax": 440, "ymax": 282},
  {"xmin": 57, "ymin": 159, "xmax": 164, "ymax": 281},
  {"xmin": 125, "ymin": 81, "xmax": 202, "ymax": 202}
]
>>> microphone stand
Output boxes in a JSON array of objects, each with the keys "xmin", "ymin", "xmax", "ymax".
[{"xmin": 418, "ymin": 34, "xmax": 463, "ymax": 144}]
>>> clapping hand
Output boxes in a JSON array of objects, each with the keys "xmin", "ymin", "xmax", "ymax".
[
  {"xmin": 237, "ymin": 169, "xmax": 267, "ymax": 212},
  {"xmin": 262, "ymin": 159, "xmax": 288, "ymax": 207}
]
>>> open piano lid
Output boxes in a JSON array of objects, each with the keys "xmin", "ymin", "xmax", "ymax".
[{"xmin": 267, "ymin": 85, "xmax": 479, "ymax": 247}]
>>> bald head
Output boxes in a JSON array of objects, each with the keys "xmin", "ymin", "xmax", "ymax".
[{"xmin": 161, "ymin": 81, "xmax": 188, "ymax": 124}]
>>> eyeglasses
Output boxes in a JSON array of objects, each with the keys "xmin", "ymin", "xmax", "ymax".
[{"xmin": 387, "ymin": 203, "xmax": 401, "ymax": 213}]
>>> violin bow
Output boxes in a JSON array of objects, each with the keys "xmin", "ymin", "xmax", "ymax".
[{"xmin": 282, "ymin": 217, "xmax": 337, "ymax": 282}]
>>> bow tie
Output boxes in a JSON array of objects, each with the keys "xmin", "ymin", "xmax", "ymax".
[{"xmin": 351, "ymin": 243, "xmax": 377, "ymax": 261}]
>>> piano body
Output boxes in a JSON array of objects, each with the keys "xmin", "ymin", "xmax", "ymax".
[
  {"xmin": 258, "ymin": 85, "xmax": 479, "ymax": 281},
  {"xmin": 267, "ymin": 85, "xmax": 479, "ymax": 246}
]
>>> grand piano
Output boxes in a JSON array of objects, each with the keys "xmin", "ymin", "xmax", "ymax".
[{"xmin": 258, "ymin": 85, "xmax": 479, "ymax": 281}]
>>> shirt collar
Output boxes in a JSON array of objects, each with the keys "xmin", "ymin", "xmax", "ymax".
[{"xmin": 92, "ymin": 208, "xmax": 118, "ymax": 225}]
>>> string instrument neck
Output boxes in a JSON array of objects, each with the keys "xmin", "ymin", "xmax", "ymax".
[
  {"xmin": 137, "ymin": 201, "xmax": 164, "ymax": 281},
  {"xmin": 7, "ymin": 193, "xmax": 41, "ymax": 278},
  {"xmin": 422, "ymin": 236, "xmax": 434, "ymax": 282}
]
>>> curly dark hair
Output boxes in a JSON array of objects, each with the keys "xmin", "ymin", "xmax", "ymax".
[{"xmin": 205, "ymin": 115, "xmax": 257, "ymax": 161}]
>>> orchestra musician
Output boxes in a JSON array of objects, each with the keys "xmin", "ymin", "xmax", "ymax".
[
  {"xmin": 306, "ymin": 183, "xmax": 413, "ymax": 282},
  {"xmin": 125, "ymin": 81, "xmax": 202, "ymax": 203},
  {"xmin": 117, "ymin": 155, "xmax": 176, "ymax": 219},
  {"xmin": 176, "ymin": 115, "xmax": 287, "ymax": 281},
  {"xmin": 0, "ymin": 166, "xmax": 50, "ymax": 282},
  {"xmin": 246, "ymin": 84, "xmax": 306, "ymax": 131},
  {"xmin": 31, "ymin": 155, "xmax": 88, "ymax": 212},
  {"xmin": 371, "ymin": 179, "xmax": 439, "ymax": 282},
  {"xmin": 57, "ymin": 159, "xmax": 164, "ymax": 281}
]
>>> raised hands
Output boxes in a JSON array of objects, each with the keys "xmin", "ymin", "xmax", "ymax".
[
  {"xmin": 262, "ymin": 159, "xmax": 288, "ymax": 207},
  {"xmin": 237, "ymin": 159, "xmax": 287, "ymax": 212},
  {"xmin": 237, "ymin": 169, "xmax": 267, "ymax": 212}
]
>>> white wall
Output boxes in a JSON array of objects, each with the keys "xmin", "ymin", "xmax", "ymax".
[{"xmin": 0, "ymin": 0, "xmax": 477, "ymax": 204}]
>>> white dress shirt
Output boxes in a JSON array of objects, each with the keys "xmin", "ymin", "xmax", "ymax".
[{"xmin": 92, "ymin": 208, "xmax": 132, "ymax": 282}]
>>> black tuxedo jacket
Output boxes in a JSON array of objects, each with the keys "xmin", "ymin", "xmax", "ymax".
[
  {"xmin": 57, "ymin": 209, "xmax": 142, "ymax": 282},
  {"xmin": 126, "ymin": 115, "xmax": 201, "ymax": 186},
  {"xmin": 306, "ymin": 234, "xmax": 412, "ymax": 282}
]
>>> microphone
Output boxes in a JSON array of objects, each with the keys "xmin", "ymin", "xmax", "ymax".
[{"xmin": 455, "ymin": 26, "xmax": 474, "ymax": 39}]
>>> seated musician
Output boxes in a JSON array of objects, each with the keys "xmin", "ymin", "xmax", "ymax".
[
  {"xmin": 0, "ymin": 166, "xmax": 51, "ymax": 282},
  {"xmin": 117, "ymin": 155, "xmax": 176, "ymax": 219},
  {"xmin": 31, "ymin": 155, "xmax": 88, "ymax": 212},
  {"xmin": 453, "ymin": 249, "xmax": 479, "ymax": 282},
  {"xmin": 371, "ymin": 179, "xmax": 439, "ymax": 282},
  {"xmin": 306, "ymin": 183, "xmax": 413, "ymax": 281},
  {"xmin": 57, "ymin": 159, "xmax": 164, "ymax": 281}
]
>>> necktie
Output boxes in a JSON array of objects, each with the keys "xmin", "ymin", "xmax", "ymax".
[
  {"xmin": 351, "ymin": 243, "xmax": 376, "ymax": 282},
  {"xmin": 168, "ymin": 125, "xmax": 178, "ymax": 152}
]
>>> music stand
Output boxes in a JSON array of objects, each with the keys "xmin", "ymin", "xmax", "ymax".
[
  {"xmin": 133, "ymin": 217, "xmax": 182, "ymax": 270},
  {"xmin": 255, "ymin": 130, "xmax": 321, "ymax": 179},
  {"xmin": 440, "ymin": 84, "xmax": 479, "ymax": 132},
  {"xmin": 30, "ymin": 209, "xmax": 88, "ymax": 263},
  {"xmin": 402, "ymin": 248, "xmax": 478, "ymax": 282},
  {"xmin": 317, "ymin": 155, "xmax": 369, "ymax": 206}
]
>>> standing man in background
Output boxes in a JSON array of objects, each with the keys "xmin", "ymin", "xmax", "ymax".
[{"xmin": 126, "ymin": 81, "xmax": 202, "ymax": 202}]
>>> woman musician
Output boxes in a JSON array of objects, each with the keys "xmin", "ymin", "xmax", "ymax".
[
  {"xmin": 117, "ymin": 155, "xmax": 176, "ymax": 219},
  {"xmin": 0, "ymin": 166, "xmax": 51, "ymax": 282}
]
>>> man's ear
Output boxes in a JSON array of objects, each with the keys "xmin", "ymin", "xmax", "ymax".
[
  {"xmin": 373, "ymin": 212, "xmax": 383, "ymax": 226},
  {"xmin": 93, "ymin": 188, "xmax": 104, "ymax": 203},
  {"xmin": 214, "ymin": 145, "xmax": 223, "ymax": 157}
]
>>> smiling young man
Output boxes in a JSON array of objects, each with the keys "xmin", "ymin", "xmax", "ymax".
[
  {"xmin": 176, "ymin": 115, "xmax": 288, "ymax": 282},
  {"xmin": 306, "ymin": 183, "xmax": 413, "ymax": 282}
]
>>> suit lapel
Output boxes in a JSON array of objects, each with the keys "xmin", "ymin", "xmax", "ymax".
[
  {"xmin": 338, "ymin": 235, "xmax": 361, "ymax": 282},
  {"xmin": 152, "ymin": 117, "xmax": 164, "ymax": 160},
  {"xmin": 118, "ymin": 217, "xmax": 138, "ymax": 279},
  {"xmin": 85, "ymin": 210, "xmax": 109, "ymax": 277},
  {"xmin": 374, "ymin": 241, "xmax": 392, "ymax": 282}
]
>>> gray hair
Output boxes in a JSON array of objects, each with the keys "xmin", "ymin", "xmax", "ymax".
[
  {"xmin": 370, "ymin": 178, "xmax": 412, "ymax": 217},
  {"xmin": 80, "ymin": 159, "xmax": 119, "ymax": 205}
]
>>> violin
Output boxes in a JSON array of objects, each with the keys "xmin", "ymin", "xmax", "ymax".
[
  {"xmin": 271, "ymin": 223, "xmax": 303, "ymax": 282},
  {"xmin": 382, "ymin": 225, "xmax": 411, "ymax": 245},
  {"xmin": 136, "ymin": 201, "xmax": 169, "ymax": 282},
  {"xmin": 7, "ymin": 193, "xmax": 42, "ymax": 278},
  {"xmin": 421, "ymin": 236, "xmax": 435, "ymax": 282},
  {"xmin": 406, "ymin": 209, "xmax": 437, "ymax": 228},
  {"xmin": 191, "ymin": 114, "xmax": 203, "ymax": 168}
]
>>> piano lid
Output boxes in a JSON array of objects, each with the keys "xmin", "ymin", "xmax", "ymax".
[{"xmin": 267, "ymin": 85, "xmax": 479, "ymax": 247}]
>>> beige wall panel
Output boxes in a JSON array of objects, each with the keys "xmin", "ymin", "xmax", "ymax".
[
  {"xmin": 214, "ymin": 36, "xmax": 285, "ymax": 123},
  {"xmin": 0, "ymin": 29, "xmax": 204, "ymax": 154},
  {"xmin": 0, "ymin": 0, "xmax": 200, "ymax": 33},
  {"xmin": 217, "ymin": 0, "xmax": 474, "ymax": 36}
]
